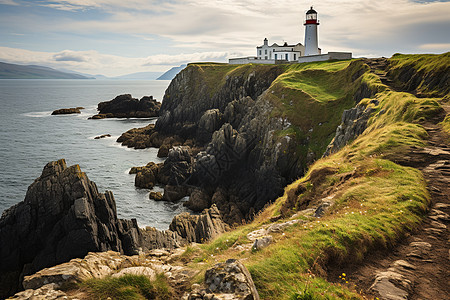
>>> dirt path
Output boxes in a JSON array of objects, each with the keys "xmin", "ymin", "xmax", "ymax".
[{"xmin": 330, "ymin": 59, "xmax": 450, "ymax": 300}]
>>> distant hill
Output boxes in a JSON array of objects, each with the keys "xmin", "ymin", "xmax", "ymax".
[
  {"xmin": 157, "ymin": 64, "xmax": 187, "ymax": 80},
  {"xmin": 113, "ymin": 71, "xmax": 162, "ymax": 80},
  {"xmin": 0, "ymin": 62, "xmax": 94, "ymax": 79}
]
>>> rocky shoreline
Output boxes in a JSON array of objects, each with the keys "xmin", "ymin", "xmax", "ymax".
[{"xmin": 0, "ymin": 160, "xmax": 229, "ymax": 298}]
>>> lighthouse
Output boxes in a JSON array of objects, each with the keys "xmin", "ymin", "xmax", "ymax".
[{"xmin": 304, "ymin": 6, "xmax": 320, "ymax": 56}]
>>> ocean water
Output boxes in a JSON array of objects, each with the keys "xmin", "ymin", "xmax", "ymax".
[{"xmin": 0, "ymin": 79, "xmax": 187, "ymax": 230}]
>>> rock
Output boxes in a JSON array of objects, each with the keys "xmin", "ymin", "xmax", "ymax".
[
  {"xmin": 112, "ymin": 266, "xmax": 156, "ymax": 280},
  {"xmin": 169, "ymin": 204, "xmax": 230, "ymax": 243},
  {"xmin": 160, "ymin": 146, "xmax": 194, "ymax": 186},
  {"xmin": 407, "ymin": 241, "xmax": 432, "ymax": 259},
  {"xmin": 252, "ymin": 236, "xmax": 273, "ymax": 251},
  {"xmin": 18, "ymin": 249, "xmax": 197, "ymax": 298},
  {"xmin": 202, "ymin": 259, "xmax": 259, "ymax": 300},
  {"xmin": 51, "ymin": 107, "xmax": 83, "ymax": 115},
  {"xmin": 117, "ymin": 123, "xmax": 157, "ymax": 149},
  {"xmin": 9, "ymin": 283, "xmax": 71, "ymax": 300},
  {"xmin": 324, "ymin": 101, "xmax": 377, "ymax": 156},
  {"xmin": 132, "ymin": 162, "xmax": 162, "ymax": 189},
  {"xmin": 158, "ymin": 143, "xmax": 171, "ymax": 157},
  {"xmin": 141, "ymin": 227, "xmax": 185, "ymax": 250},
  {"xmin": 370, "ymin": 270, "xmax": 410, "ymax": 300},
  {"xmin": 90, "ymin": 94, "xmax": 161, "ymax": 119},
  {"xmin": 94, "ymin": 134, "xmax": 111, "ymax": 139},
  {"xmin": 184, "ymin": 188, "xmax": 210, "ymax": 212},
  {"xmin": 197, "ymin": 109, "xmax": 224, "ymax": 144},
  {"xmin": 0, "ymin": 159, "xmax": 164, "ymax": 298},
  {"xmin": 149, "ymin": 191, "xmax": 164, "ymax": 201},
  {"xmin": 163, "ymin": 185, "xmax": 189, "ymax": 202}
]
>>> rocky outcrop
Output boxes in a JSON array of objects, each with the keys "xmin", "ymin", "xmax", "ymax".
[
  {"xmin": 169, "ymin": 205, "xmax": 230, "ymax": 243},
  {"xmin": 117, "ymin": 62, "xmax": 371, "ymax": 224},
  {"xmin": 94, "ymin": 134, "xmax": 111, "ymax": 139},
  {"xmin": 323, "ymin": 99, "xmax": 379, "ymax": 156},
  {"xmin": 11, "ymin": 249, "xmax": 197, "ymax": 300},
  {"xmin": 0, "ymin": 160, "xmax": 150, "ymax": 297},
  {"xmin": 155, "ymin": 64, "xmax": 284, "ymax": 140},
  {"xmin": 51, "ymin": 107, "xmax": 84, "ymax": 115},
  {"xmin": 185, "ymin": 259, "xmax": 259, "ymax": 300},
  {"xmin": 90, "ymin": 94, "xmax": 161, "ymax": 119},
  {"xmin": 184, "ymin": 188, "xmax": 210, "ymax": 212},
  {"xmin": 129, "ymin": 162, "xmax": 163, "ymax": 189}
]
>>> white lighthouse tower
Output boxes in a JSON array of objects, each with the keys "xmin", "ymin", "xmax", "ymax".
[{"xmin": 304, "ymin": 6, "xmax": 320, "ymax": 56}]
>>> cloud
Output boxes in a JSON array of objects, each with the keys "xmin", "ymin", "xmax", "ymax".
[
  {"xmin": 0, "ymin": 46, "xmax": 232, "ymax": 76},
  {"xmin": 419, "ymin": 43, "xmax": 450, "ymax": 50},
  {"xmin": 53, "ymin": 50, "xmax": 90, "ymax": 62},
  {"xmin": 0, "ymin": 0, "xmax": 19, "ymax": 5}
]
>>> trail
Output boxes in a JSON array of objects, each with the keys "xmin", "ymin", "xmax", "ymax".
[{"xmin": 334, "ymin": 58, "xmax": 450, "ymax": 300}]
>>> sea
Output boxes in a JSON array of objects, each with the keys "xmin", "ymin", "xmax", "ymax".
[{"xmin": 0, "ymin": 79, "xmax": 188, "ymax": 230}]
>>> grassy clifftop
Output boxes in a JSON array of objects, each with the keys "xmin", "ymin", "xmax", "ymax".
[
  {"xmin": 173, "ymin": 53, "xmax": 448, "ymax": 299},
  {"xmin": 80, "ymin": 53, "xmax": 448, "ymax": 299}
]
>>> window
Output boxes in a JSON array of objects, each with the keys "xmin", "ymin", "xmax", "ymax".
[
  {"xmin": 294, "ymin": 54, "xmax": 297, "ymax": 60},
  {"xmin": 275, "ymin": 54, "xmax": 278, "ymax": 60},
  {"xmin": 265, "ymin": 56, "xmax": 268, "ymax": 60},
  {"xmin": 259, "ymin": 50, "xmax": 261, "ymax": 55},
  {"xmin": 265, "ymin": 49, "xmax": 267, "ymax": 54},
  {"xmin": 285, "ymin": 53, "xmax": 288, "ymax": 60}
]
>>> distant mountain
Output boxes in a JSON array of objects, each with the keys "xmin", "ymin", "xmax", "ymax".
[
  {"xmin": 112, "ymin": 71, "xmax": 162, "ymax": 80},
  {"xmin": 58, "ymin": 68, "xmax": 107, "ymax": 79},
  {"xmin": 157, "ymin": 64, "xmax": 187, "ymax": 80},
  {"xmin": 0, "ymin": 62, "xmax": 94, "ymax": 79}
]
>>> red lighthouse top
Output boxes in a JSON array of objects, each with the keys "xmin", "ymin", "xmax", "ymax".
[{"xmin": 305, "ymin": 6, "xmax": 319, "ymax": 25}]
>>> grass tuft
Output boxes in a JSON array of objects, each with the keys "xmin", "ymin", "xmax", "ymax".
[{"xmin": 82, "ymin": 273, "xmax": 173, "ymax": 300}]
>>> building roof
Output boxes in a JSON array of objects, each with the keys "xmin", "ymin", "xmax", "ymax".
[{"xmin": 306, "ymin": 6, "xmax": 317, "ymax": 14}]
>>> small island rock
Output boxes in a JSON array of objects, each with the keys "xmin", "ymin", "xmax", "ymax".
[{"xmin": 51, "ymin": 107, "xmax": 84, "ymax": 115}]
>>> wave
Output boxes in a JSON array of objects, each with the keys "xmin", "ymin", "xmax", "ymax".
[{"xmin": 22, "ymin": 111, "xmax": 53, "ymax": 118}]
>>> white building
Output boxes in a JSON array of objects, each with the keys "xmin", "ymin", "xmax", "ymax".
[
  {"xmin": 228, "ymin": 6, "xmax": 351, "ymax": 65},
  {"xmin": 256, "ymin": 38, "xmax": 305, "ymax": 62}
]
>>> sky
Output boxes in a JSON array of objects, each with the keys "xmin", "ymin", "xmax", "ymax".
[{"xmin": 0, "ymin": 0, "xmax": 449, "ymax": 77}]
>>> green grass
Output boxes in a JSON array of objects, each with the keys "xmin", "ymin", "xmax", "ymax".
[
  {"xmin": 441, "ymin": 113, "xmax": 450, "ymax": 134},
  {"xmin": 177, "ymin": 54, "xmax": 447, "ymax": 299},
  {"xmin": 82, "ymin": 274, "xmax": 173, "ymax": 300},
  {"xmin": 388, "ymin": 52, "xmax": 450, "ymax": 96}
]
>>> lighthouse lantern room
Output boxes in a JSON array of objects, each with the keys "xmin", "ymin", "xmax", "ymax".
[{"xmin": 304, "ymin": 6, "xmax": 320, "ymax": 56}]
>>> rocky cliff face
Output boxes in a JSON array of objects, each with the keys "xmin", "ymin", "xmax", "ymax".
[
  {"xmin": 323, "ymin": 99, "xmax": 379, "ymax": 156},
  {"xmin": 0, "ymin": 160, "xmax": 145, "ymax": 297},
  {"xmin": 155, "ymin": 64, "xmax": 284, "ymax": 140},
  {"xmin": 0, "ymin": 159, "xmax": 229, "ymax": 298},
  {"xmin": 117, "ymin": 61, "xmax": 372, "ymax": 224}
]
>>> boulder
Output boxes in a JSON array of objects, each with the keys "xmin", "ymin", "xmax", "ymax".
[
  {"xmin": 149, "ymin": 191, "xmax": 164, "ymax": 201},
  {"xmin": 51, "ymin": 107, "xmax": 84, "ymax": 115},
  {"xmin": 132, "ymin": 162, "xmax": 162, "ymax": 189},
  {"xmin": 169, "ymin": 204, "xmax": 230, "ymax": 243},
  {"xmin": 90, "ymin": 94, "xmax": 161, "ymax": 119},
  {"xmin": 186, "ymin": 259, "xmax": 259, "ymax": 300},
  {"xmin": 197, "ymin": 109, "xmax": 224, "ymax": 144},
  {"xmin": 159, "ymin": 146, "xmax": 194, "ymax": 186},
  {"xmin": 184, "ymin": 188, "xmax": 210, "ymax": 212},
  {"xmin": 163, "ymin": 185, "xmax": 189, "ymax": 202},
  {"xmin": 94, "ymin": 134, "xmax": 111, "ymax": 139},
  {"xmin": 0, "ymin": 159, "xmax": 154, "ymax": 298}
]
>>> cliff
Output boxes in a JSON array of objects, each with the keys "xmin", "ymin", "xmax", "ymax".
[
  {"xmin": 5, "ymin": 53, "xmax": 449, "ymax": 300},
  {"xmin": 121, "ymin": 60, "xmax": 374, "ymax": 223},
  {"xmin": 0, "ymin": 160, "xmax": 229, "ymax": 298}
]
